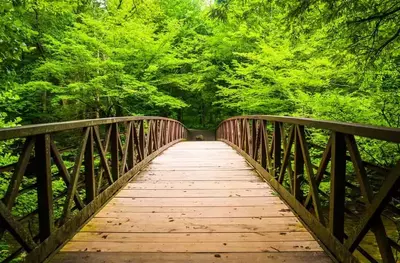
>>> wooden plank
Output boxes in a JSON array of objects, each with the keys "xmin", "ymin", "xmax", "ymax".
[
  {"xmin": 53, "ymin": 252, "xmax": 333, "ymax": 263},
  {"xmin": 116, "ymin": 189, "xmax": 274, "ymax": 197},
  {"xmin": 96, "ymin": 204, "xmax": 290, "ymax": 214},
  {"xmin": 81, "ymin": 217, "xmax": 304, "ymax": 233},
  {"xmin": 108, "ymin": 197, "xmax": 283, "ymax": 206},
  {"xmin": 71, "ymin": 232, "xmax": 315, "ymax": 242},
  {"xmin": 125, "ymin": 181, "xmax": 270, "ymax": 190},
  {"xmin": 137, "ymin": 170, "xmax": 257, "ymax": 177},
  {"xmin": 97, "ymin": 205, "xmax": 291, "ymax": 217},
  {"xmin": 145, "ymin": 166, "xmax": 253, "ymax": 170},
  {"xmin": 61, "ymin": 241, "xmax": 323, "ymax": 253},
  {"xmin": 134, "ymin": 176, "xmax": 261, "ymax": 181}
]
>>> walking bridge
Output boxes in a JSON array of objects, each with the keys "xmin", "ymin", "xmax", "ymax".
[{"xmin": 0, "ymin": 116, "xmax": 399, "ymax": 263}]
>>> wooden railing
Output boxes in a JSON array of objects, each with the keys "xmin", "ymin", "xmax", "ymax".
[
  {"xmin": 0, "ymin": 117, "xmax": 187, "ymax": 263},
  {"xmin": 217, "ymin": 116, "xmax": 400, "ymax": 263}
]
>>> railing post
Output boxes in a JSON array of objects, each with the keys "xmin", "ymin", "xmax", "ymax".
[
  {"xmin": 329, "ymin": 131, "xmax": 346, "ymax": 242},
  {"xmin": 110, "ymin": 123, "xmax": 119, "ymax": 181},
  {"xmin": 84, "ymin": 127, "xmax": 95, "ymax": 203},
  {"xmin": 166, "ymin": 120, "xmax": 169, "ymax": 142},
  {"xmin": 138, "ymin": 121, "xmax": 144, "ymax": 161},
  {"xmin": 260, "ymin": 120, "xmax": 267, "ymax": 169},
  {"xmin": 127, "ymin": 122, "xmax": 135, "ymax": 169},
  {"xmin": 294, "ymin": 125, "xmax": 304, "ymax": 200},
  {"xmin": 35, "ymin": 134, "xmax": 54, "ymax": 241},
  {"xmin": 251, "ymin": 119, "xmax": 256, "ymax": 158},
  {"xmin": 273, "ymin": 122, "xmax": 282, "ymax": 178}
]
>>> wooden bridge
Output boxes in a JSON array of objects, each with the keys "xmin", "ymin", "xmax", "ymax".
[{"xmin": 0, "ymin": 116, "xmax": 399, "ymax": 263}]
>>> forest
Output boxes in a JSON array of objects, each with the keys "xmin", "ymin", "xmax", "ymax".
[
  {"xmin": 1, "ymin": 0, "xmax": 399, "ymax": 130},
  {"xmin": 0, "ymin": 0, "xmax": 400, "ymax": 262}
]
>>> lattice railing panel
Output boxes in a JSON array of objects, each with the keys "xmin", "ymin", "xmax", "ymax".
[
  {"xmin": 0, "ymin": 117, "xmax": 187, "ymax": 263},
  {"xmin": 217, "ymin": 116, "xmax": 400, "ymax": 263}
]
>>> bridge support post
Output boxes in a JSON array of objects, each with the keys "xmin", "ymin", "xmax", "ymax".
[{"xmin": 35, "ymin": 134, "xmax": 54, "ymax": 241}]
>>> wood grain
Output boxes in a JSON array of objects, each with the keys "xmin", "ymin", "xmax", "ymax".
[{"xmin": 53, "ymin": 141, "xmax": 331, "ymax": 263}]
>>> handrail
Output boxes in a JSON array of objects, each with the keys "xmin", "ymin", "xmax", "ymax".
[
  {"xmin": 217, "ymin": 116, "xmax": 400, "ymax": 263},
  {"xmin": 0, "ymin": 116, "xmax": 186, "ymax": 140},
  {"xmin": 0, "ymin": 117, "xmax": 187, "ymax": 263},
  {"xmin": 217, "ymin": 115, "xmax": 400, "ymax": 143}
]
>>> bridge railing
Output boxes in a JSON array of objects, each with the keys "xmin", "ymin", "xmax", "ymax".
[
  {"xmin": 217, "ymin": 116, "xmax": 400, "ymax": 263},
  {"xmin": 0, "ymin": 117, "xmax": 187, "ymax": 263}
]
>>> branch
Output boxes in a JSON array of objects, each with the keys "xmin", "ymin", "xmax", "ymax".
[
  {"xmin": 375, "ymin": 28, "xmax": 400, "ymax": 56},
  {"xmin": 350, "ymin": 5, "xmax": 400, "ymax": 24}
]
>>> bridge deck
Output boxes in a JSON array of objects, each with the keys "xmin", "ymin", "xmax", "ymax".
[{"xmin": 53, "ymin": 142, "xmax": 331, "ymax": 263}]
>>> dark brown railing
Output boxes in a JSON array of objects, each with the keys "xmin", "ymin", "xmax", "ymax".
[
  {"xmin": 0, "ymin": 117, "xmax": 187, "ymax": 263},
  {"xmin": 217, "ymin": 116, "xmax": 400, "ymax": 263}
]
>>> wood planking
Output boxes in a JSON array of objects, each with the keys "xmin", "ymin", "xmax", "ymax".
[
  {"xmin": 53, "ymin": 252, "xmax": 332, "ymax": 263},
  {"xmin": 54, "ymin": 141, "xmax": 331, "ymax": 263}
]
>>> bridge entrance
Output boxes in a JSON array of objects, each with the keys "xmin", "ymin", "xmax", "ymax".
[{"xmin": 53, "ymin": 142, "xmax": 330, "ymax": 263}]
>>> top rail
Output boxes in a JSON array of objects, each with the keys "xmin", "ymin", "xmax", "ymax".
[
  {"xmin": 218, "ymin": 115, "xmax": 400, "ymax": 143},
  {"xmin": 0, "ymin": 116, "xmax": 186, "ymax": 141}
]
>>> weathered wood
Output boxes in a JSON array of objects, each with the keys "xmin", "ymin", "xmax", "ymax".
[
  {"xmin": 127, "ymin": 122, "xmax": 135, "ymax": 169},
  {"xmin": 93, "ymin": 127, "xmax": 114, "ymax": 185},
  {"xmin": 345, "ymin": 135, "xmax": 394, "ymax": 262},
  {"xmin": 329, "ymin": 132, "xmax": 346, "ymax": 242},
  {"xmin": 53, "ymin": 252, "xmax": 332, "ymax": 263},
  {"xmin": 108, "ymin": 197, "xmax": 283, "ymax": 206},
  {"xmin": 0, "ymin": 116, "xmax": 186, "ymax": 141},
  {"xmin": 61, "ymin": 240, "xmax": 322, "ymax": 252},
  {"xmin": 0, "ymin": 116, "xmax": 186, "ymax": 263},
  {"xmin": 221, "ymin": 139, "xmax": 357, "ymax": 263},
  {"xmin": 26, "ymin": 139, "xmax": 184, "ymax": 263},
  {"xmin": 296, "ymin": 126, "xmax": 325, "ymax": 226},
  {"xmin": 278, "ymin": 126, "xmax": 294, "ymax": 184},
  {"xmin": 3, "ymin": 137, "xmax": 35, "ymax": 209},
  {"xmin": 71, "ymin": 232, "xmax": 315, "ymax": 242},
  {"xmin": 50, "ymin": 139, "xmax": 85, "ymax": 209},
  {"xmin": 35, "ymin": 134, "xmax": 54, "ymax": 241},
  {"xmin": 303, "ymin": 137, "xmax": 332, "ymax": 208},
  {"xmin": 84, "ymin": 127, "xmax": 96, "ymax": 203},
  {"xmin": 54, "ymin": 142, "xmax": 329, "ymax": 263},
  {"xmin": 61, "ymin": 128, "xmax": 90, "ymax": 223},
  {"xmin": 116, "ymin": 189, "xmax": 274, "ymax": 198},
  {"xmin": 217, "ymin": 115, "xmax": 400, "ymax": 143},
  {"xmin": 110, "ymin": 123, "xmax": 119, "ymax": 181},
  {"xmin": 120, "ymin": 122, "xmax": 132, "ymax": 175},
  {"xmin": 344, "ymin": 161, "xmax": 400, "ymax": 252},
  {"xmin": 273, "ymin": 122, "xmax": 282, "ymax": 177},
  {"xmin": 294, "ymin": 126, "xmax": 304, "ymax": 200}
]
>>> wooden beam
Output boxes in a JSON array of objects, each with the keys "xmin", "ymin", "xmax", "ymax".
[
  {"xmin": 329, "ymin": 132, "xmax": 346, "ymax": 242},
  {"xmin": 84, "ymin": 128, "xmax": 96, "ymax": 203},
  {"xmin": 35, "ymin": 134, "xmax": 54, "ymax": 241}
]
